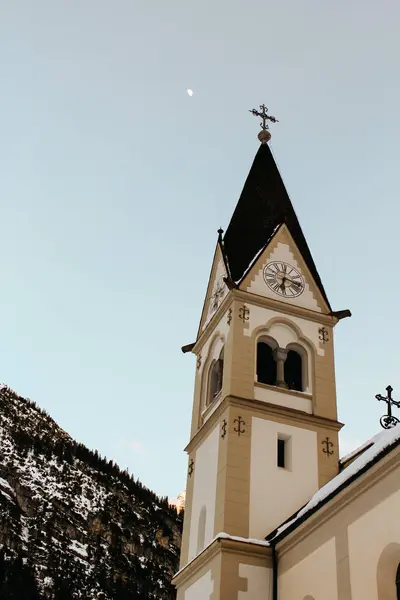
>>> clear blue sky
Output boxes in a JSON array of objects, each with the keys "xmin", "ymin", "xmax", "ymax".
[{"xmin": 1, "ymin": 1, "xmax": 399, "ymax": 499}]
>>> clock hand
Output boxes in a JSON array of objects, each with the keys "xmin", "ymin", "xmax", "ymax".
[
  {"xmin": 280, "ymin": 275, "xmax": 304, "ymax": 293},
  {"xmin": 291, "ymin": 280, "xmax": 303, "ymax": 288},
  {"xmin": 285, "ymin": 276, "xmax": 303, "ymax": 288}
]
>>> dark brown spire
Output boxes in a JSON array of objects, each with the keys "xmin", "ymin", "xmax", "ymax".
[{"xmin": 222, "ymin": 143, "xmax": 330, "ymax": 309}]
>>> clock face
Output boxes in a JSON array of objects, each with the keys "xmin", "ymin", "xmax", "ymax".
[
  {"xmin": 263, "ymin": 262, "xmax": 305, "ymax": 298},
  {"xmin": 210, "ymin": 276, "xmax": 226, "ymax": 313}
]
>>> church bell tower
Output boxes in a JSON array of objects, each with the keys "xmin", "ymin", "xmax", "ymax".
[{"xmin": 173, "ymin": 107, "xmax": 350, "ymax": 600}]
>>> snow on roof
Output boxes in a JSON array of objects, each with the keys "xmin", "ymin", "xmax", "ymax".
[
  {"xmin": 235, "ymin": 224, "xmax": 281, "ymax": 285},
  {"xmin": 215, "ymin": 532, "xmax": 269, "ymax": 547},
  {"xmin": 339, "ymin": 430, "xmax": 385, "ymax": 465},
  {"xmin": 270, "ymin": 425, "xmax": 400, "ymax": 542}
]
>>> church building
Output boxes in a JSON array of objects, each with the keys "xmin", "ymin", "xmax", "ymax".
[{"xmin": 172, "ymin": 107, "xmax": 400, "ymax": 600}]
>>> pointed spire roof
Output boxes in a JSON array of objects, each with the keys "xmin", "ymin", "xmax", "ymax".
[{"xmin": 222, "ymin": 143, "xmax": 331, "ymax": 309}]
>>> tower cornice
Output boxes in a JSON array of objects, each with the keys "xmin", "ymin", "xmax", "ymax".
[
  {"xmin": 172, "ymin": 534, "xmax": 272, "ymax": 589},
  {"xmin": 184, "ymin": 393, "xmax": 344, "ymax": 455}
]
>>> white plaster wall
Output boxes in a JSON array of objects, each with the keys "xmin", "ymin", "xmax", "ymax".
[
  {"xmin": 188, "ymin": 425, "xmax": 220, "ymax": 561},
  {"xmin": 268, "ymin": 322, "xmax": 298, "ymax": 348},
  {"xmin": 238, "ymin": 564, "xmax": 272, "ymax": 600},
  {"xmin": 348, "ymin": 487, "xmax": 400, "ymax": 599},
  {"xmin": 249, "ymin": 417, "xmax": 319, "ymax": 538},
  {"xmin": 246, "ymin": 242, "xmax": 321, "ymax": 312},
  {"xmin": 184, "ymin": 570, "xmax": 214, "ymax": 600},
  {"xmin": 254, "ymin": 385, "xmax": 312, "ymax": 414},
  {"xmin": 245, "ymin": 303, "xmax": 324, "ymax": 358},
  {"xmin": 279, "ymin": 538, "xmax": 338, "ymax": 600}
]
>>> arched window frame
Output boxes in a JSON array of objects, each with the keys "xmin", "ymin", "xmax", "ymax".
[
  {"xmin": 377, "ymin": 542, "xmax": 400, "ymax": 600},
  {"xmin": 257, "ymin": 334, "xmax": 278, "ymax": 353},
  {"xmin": 253, "ymin": 328, "xmax": 313, "ymax": 395},
  {"xmin": 207, "ymin": 346, "xmax": 224, "ymax": 405},
  {"xmin": 285, "ymin": 342, "xmax": 309, "ymax": 393},
  {"xmin": 200, "ymin": 335, "xmax": 225, "ymax": 417},
  {"xmin": 256, "ymin": 335, "xmax": 278, "ymax": 386}
]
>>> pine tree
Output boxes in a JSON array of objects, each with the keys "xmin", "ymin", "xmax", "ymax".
[{"xmin": 53, "ymin": 577, "xmax": 73, "ymax": 600}]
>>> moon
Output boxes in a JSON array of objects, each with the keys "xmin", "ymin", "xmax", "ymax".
[{"xmin": 187, "ymin": 89, "xmax": 194, "ymax": 97}]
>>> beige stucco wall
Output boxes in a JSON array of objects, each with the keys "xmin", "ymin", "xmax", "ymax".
[
  {"xmin": 184, "ymin": 570, "xmax": 214, "ymax": 600},
  {"xmin": 348, "ymin": 486, "xmax": 400, "ymax": 599},
  {"xmin": 176, "ymin": 550, "xmax": 221, "ymax": 600},
  {"xmin": 238, "ymin": 563, "xmax": 271, "ymax": 599},
  {"xmin": 279, "ymin": 538, "xmax": 338, "ymax": 600},
  {"xmin": 250, "ymin": 416, "xmax": 319, "ymax": 538}
]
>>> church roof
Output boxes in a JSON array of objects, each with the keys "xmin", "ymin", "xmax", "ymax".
[
  {"xmin": 267, "ymin": 426, "xmax": 400, "ymax": 544},
  {"xmin": 222, "ymin": 143, "xmax": 331, "ymax": 309}
]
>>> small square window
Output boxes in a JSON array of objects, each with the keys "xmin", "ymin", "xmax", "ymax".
[{"xmin": 277, "ymin": 438, "xmax": 286, "ymax": 468}]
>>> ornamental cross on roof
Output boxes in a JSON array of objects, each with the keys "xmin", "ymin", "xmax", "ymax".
[
  {"xmin": 249, "ymin": 104, "xmax": 278, "ymax": 144},
  {"xmin": 375, "ymin": 385, "xmax": 400, "ymax": 429}
]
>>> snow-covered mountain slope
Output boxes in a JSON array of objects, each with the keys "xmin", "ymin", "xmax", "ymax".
[{"xmin": 0, "ymin": 384, "xmax": 182, "ymax": 599}]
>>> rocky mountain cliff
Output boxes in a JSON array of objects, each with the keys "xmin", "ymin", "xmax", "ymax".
[{"xmin": 0, "ymin": 384, "xmax": 183, "ymax": 599}]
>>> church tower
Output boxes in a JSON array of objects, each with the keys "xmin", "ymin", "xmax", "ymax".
[{"xmin": 173, "ymin": 109, "xmax": 350, "ymax": 600}]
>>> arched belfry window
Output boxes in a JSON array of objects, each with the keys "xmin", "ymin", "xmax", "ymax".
[
  {"xmin": 396, "ymin": 563, "xmax": 400, "ymax": 599},
  {"xmin": 257, "ymin": 342, "xmax": 277, "ymax": 385},
  {"xmin": 208, "ymin": 347, "xmax": 224, "ymax": 404},
  {"xmin": 284, "ymin": 349, "xmax": 303, "ymax": 391}
]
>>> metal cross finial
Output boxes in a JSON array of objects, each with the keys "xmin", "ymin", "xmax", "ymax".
[
  {"xmin": 376, "ymin": 385, "xmax": 400, "ymax": 429},
  {"xmin": 249, "ymin": 104, "xmax": 278, "ymax": 143}
]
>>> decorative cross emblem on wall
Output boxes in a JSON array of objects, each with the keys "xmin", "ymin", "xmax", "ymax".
[
  {"xmin": 234, "ymin": 416, "xmax": 246, "ymax": 437},
  {"xmin": 318, "ymin": 327, "xmax": 329, "ymax": 343},
  {"xmin": 321, "ymin": 437, "xmax": 334, "ymax": 457},
  {"xmin": 221, "ymin": 419, "xmax": 227, "ymax": 439},
  {"xmin": 238, "ymin": 306, "xmax": 250, "ymax": 323},
  {"xmin": 188, "ymin": 458, "xmax": 194, "ymax": 477},
  {"xmin": 376, "ymin": 385, "xmax": 400, "ymax": 429}
]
